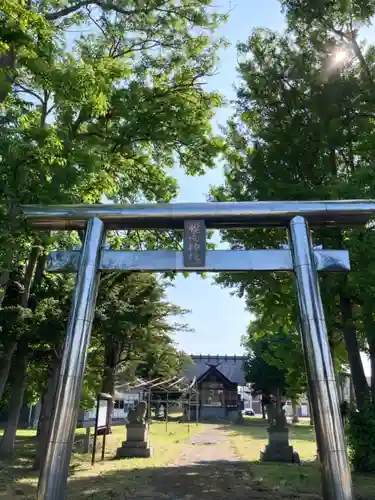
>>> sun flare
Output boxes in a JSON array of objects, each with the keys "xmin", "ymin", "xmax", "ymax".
[{"xmin": 332, "ymin": 47, "xmax": 349, "ymax": 66}]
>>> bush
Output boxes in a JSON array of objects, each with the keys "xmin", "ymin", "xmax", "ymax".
[{"xmin": 347, "ymin": 401, "xmax": 375, "ymax": 473}]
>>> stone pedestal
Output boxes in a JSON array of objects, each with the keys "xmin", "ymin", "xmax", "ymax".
[
  {"xmin": 260, "ymin": 425, "xmax": 300, "ymax": 463},
  {"xmin": 116, "ymin": 423, "xmax": 152, "ymax": 459},
  {"xmin": 234, "ymin": 411, "xmax": 245, "ymax": 425},
  {"xmin": 83, "ymin": 427, "xmax": 91, "ymax": 453}
]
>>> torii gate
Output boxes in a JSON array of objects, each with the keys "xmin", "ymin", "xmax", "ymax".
[{"xmin": 23, "ymin": 199, "xmax": 374, "ymax": 500}]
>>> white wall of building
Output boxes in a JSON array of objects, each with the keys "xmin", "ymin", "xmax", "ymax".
[{"xmin": 84, "ymin": 391, "xmax": 142, "ymax": 421}]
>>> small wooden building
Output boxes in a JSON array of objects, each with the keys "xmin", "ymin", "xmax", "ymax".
[{"xmin": 184, "ymin": 355, "xmax": 246, "ymax": 421}]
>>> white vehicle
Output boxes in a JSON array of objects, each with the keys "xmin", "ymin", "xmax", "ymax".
[{"xmin": 242, "ymin": 408, "xmax": 255, "ymax": 416}]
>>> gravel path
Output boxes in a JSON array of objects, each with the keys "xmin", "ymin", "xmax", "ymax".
[
  {"xmin": 125, "ymin": 425, "xmax": 307, "ymax": 499},
  {"xmin": 66, "ymin": 425, "xmax": 321, "ymax": 499},
  {"xmin": 168, "ymin": 425, "xmax": 242, "ymax": 467}
]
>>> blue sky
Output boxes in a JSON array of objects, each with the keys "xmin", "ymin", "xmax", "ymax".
[
  {"xmin": 167, "ymin": 0, "xmax": 284, "ymax": 355},
  {"xmin": 166, "ymin": 0, "xmax": 372, "ymax": 376}
]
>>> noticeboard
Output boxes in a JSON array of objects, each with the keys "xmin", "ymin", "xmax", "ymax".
[
  {"xmin": 92, "ymin": 393, "xmax": 112, "ymax": 465},
  {"xmin": 97, "ymin": 399, "xmax": 108, "ymax": 429}
]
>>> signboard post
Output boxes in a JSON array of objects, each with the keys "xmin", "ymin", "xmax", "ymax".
[{"xmin": 91, "ymin": 393, "xmax": 112, "ymax": 465}]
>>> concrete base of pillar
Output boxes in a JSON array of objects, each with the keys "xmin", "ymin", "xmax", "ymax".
[
  {"xmin": 260, "ymin": 444, "xmax": 300, "ymax": 463},
  {"xmin": 260, "ymin": 426, "xmax": 300, "ymax": 464},
  {"xmin": 116, "ymin": 441, "xmax": 152, "ymax": 458},
  {"xmin": 115, "ymin": 423, "xmax": 152, "ymax": 459}
]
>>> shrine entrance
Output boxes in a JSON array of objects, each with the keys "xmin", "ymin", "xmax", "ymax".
[{"xmin": 23, "ymin": 199, "xmax": 374, "ymax": 500}]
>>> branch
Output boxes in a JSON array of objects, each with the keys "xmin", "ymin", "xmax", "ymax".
[
  {"xmin": 45, "ymin": 1, "xmax": 91, "ymax": 20},
  {"xmin": 47, "ymin": 103, "xmax": 56, "ymax": 115},
  {"xmin": 353, "ymin": 112, "xmax": 375, "ymax": 120},
  {"xmin": 329, "ymin": 25, "xmax": 374, "ymax": 86},
  {"xmin": 117, "ymin": 357, "xmax": 132, "ymax": 365},
  {"xmin": 14, "ymin": 84, "xmax": 44, "ymax": 105},
  {"xmin": 53, "ymin": 347, "xmax": 62, "ymax": 360},
  {"xmin": 45, "ymin": 0, "xmax": 167, "ymax": 21}
]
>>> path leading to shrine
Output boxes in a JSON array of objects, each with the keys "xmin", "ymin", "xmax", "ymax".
[
  {"xmin": 126, "ymin": 425, "xmax": 320, "ymax": 500},
  {"xmin": 6, "ymin": 421, "xmax": 375, "ymax": 499},
  {"xmin": 167, "ymin": 424, "xmax": 241, "ymax": 467},
  {"xmin": 58, "ymin": 420, "xmax": 369, "ymax": 500}
]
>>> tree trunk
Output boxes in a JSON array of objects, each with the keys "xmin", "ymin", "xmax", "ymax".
[
  {"xmin": 0, "ymin": 246, "xmax": 41, "ymax": 405},
  {"xmin": 261, "ymin": 400, "xmax": 266, "ymax": 419},
  {"xmin": 291, "ymin": 399, "xmax": 299, "ymax": 423},
  {"xmin": 102, "ymin": 368, "xmax": 115, "ymax": 429},
  {"xmin": 101, "ymin": 342, "xmax": 122, "ymax": 428},
  {"xmin": 32, "ymin": 254, "xmax": 47, "ymax": 290},
  {"xmin": 102, "ymin": 367, "xmax": 115, "ymax": 428},
  {"xmin": 261, "ymin": 393, "xmax": 270, "ymax": 420},
  {"xmin": 20, "ymin": 246, "xmax": 40, "ymax": 308},
  {"xmin": 276, "ymin": 389, "xmax": 281, "ymax": 412},
  {"xmin": 307, "ymin": 396, "xmax": 314, "ymax": 426},
  {"xmin": 0, "ymin": 46, "xmax": 15, "ymax": 104},
  {"xmin": 362, "ymin": 309, "xmax": 375, "ymax": 404},
  {"xmin": 33, "ymin": 353, "xmax": 61, "ymax": 470},
  {"xmin": 0, "ymin": 340, "xmax": 28, "ymax": 457},
  {"xmin": 368, "ymin": 338, "xmax": 375, "ymax": 404},
  {"xmin": 0, "ymin": 342, "xmax": 18, "ymax": 402},
  {"xmin": 0, "ymin": 242, "xmax": 15, "ymax": 307},
  {"xmin": 0, "ymin": 270, "xmax": 11, "ymax": 307},
  {"xmin": 339, "ymin": 294, "xmax": 369, "ymax": 410},
  {"xmin": 28, "ymin": 253, "xmax": 48, "ymax": 313}
]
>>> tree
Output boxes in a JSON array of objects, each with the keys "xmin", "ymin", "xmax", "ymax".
[
  {"xmin": 246, "ymin": 349, "xmax": 287, "ymax": 398},
  {"xmin": 0, "ymin": 0, "xmax": 226, "ymax": 456},
  {"xmin": 249, "ymin": 325, "xmax": 307, "ymax": 395},
  {"xmin": 27, "ymin": 269, "xmax": 191, "ymax": 466},
  {"xmin": 0, "ymin": 0, "xmax": 225, "ymax": 381},
  {"xmin": 211, "ymin": 19, "xmax": 375, "ymax": 411},
  {"xmin": 0, "ymin": 1, "xmax": 52, "ymax": 104},
  {"xmin": 0, "ymin": 314, "xmax": 32, "ymax": 457},
  {"xmin": 0, "ymin": 306, "xmax": 31, "ymax": 402},
  {"xmin": 245, "ymin": 323, "xmax": 308, "ymax": 422},
  {"xmin": 280, "ymin": 0, "xmax": 375, "ymax": 407},
  {"xmin": 29, "ymin": 273, "xmax": 76, "ymax": 468},
  {"xmin": 244, "ymin": 334, "xmax": 287, "ymax": 419},
  {"xmin": 244, "ymin": 323, "xmax": 307, "ymax": 403},
  {"xmin": 137, "ymin": 346, "xmax": 191, "ymax": 381},
  {"xmin": 94, "ymin": 272, "xmax": 191, "ymax": 426}
]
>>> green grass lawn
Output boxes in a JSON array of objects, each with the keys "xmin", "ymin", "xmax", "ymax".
[
  {"xmin": 0, "ymin": 421, "xmax": 203, "ymax": 499},
  {"xmin": 223, "ymin": 417, "xmax": 375, "ymax": 499},
  {"xmin": 1, "ymin": 419, "xmax": 375, "ymax": 499}
]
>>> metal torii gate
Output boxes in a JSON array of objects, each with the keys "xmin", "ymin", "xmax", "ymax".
[{"xmin": 22, "ymin": 199, "xmax": 374, "ymax": 500}]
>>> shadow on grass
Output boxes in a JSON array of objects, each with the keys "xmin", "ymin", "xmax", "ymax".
[
  {"xmin": 5, "ymin": 459, "xmax": 324, "ymax": 500},
  {"xmin": 2, "ymin": 425, "xmax": 375, "ymax": 500},
  {"xmin": 218, "ymin": 419, "xmax": 316, "ymax": 443},
  {"xmin": 0, "ymin": 435, "xmax": 37, "ymax": 499},
  {"xmin": 10, "ymin": 459, "xmax": 375, "ymax": 500},
  {"xmin": 63, "ymin": 459, "xmax": 375, "ymax": 500},
  {"xmin": 2, "ymin": 454, "xmax": 375, "ymax": 500}
]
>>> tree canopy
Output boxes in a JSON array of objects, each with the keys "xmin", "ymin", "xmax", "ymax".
[
  {"xmin": 211, "ymin": 3, "xmax": 375, "ymax": 412},
  {"xmin": 243, "ymin": 324, "xmax": 307, "ymax": 400},
  {"xmin": 0, "ymin": 0, "xmax": 226, "ymax": 459}
]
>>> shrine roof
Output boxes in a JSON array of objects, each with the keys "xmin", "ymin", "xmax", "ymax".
[{"xmin": 183, "ymin": 355, "xmax": 246, "ymax": 386}]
